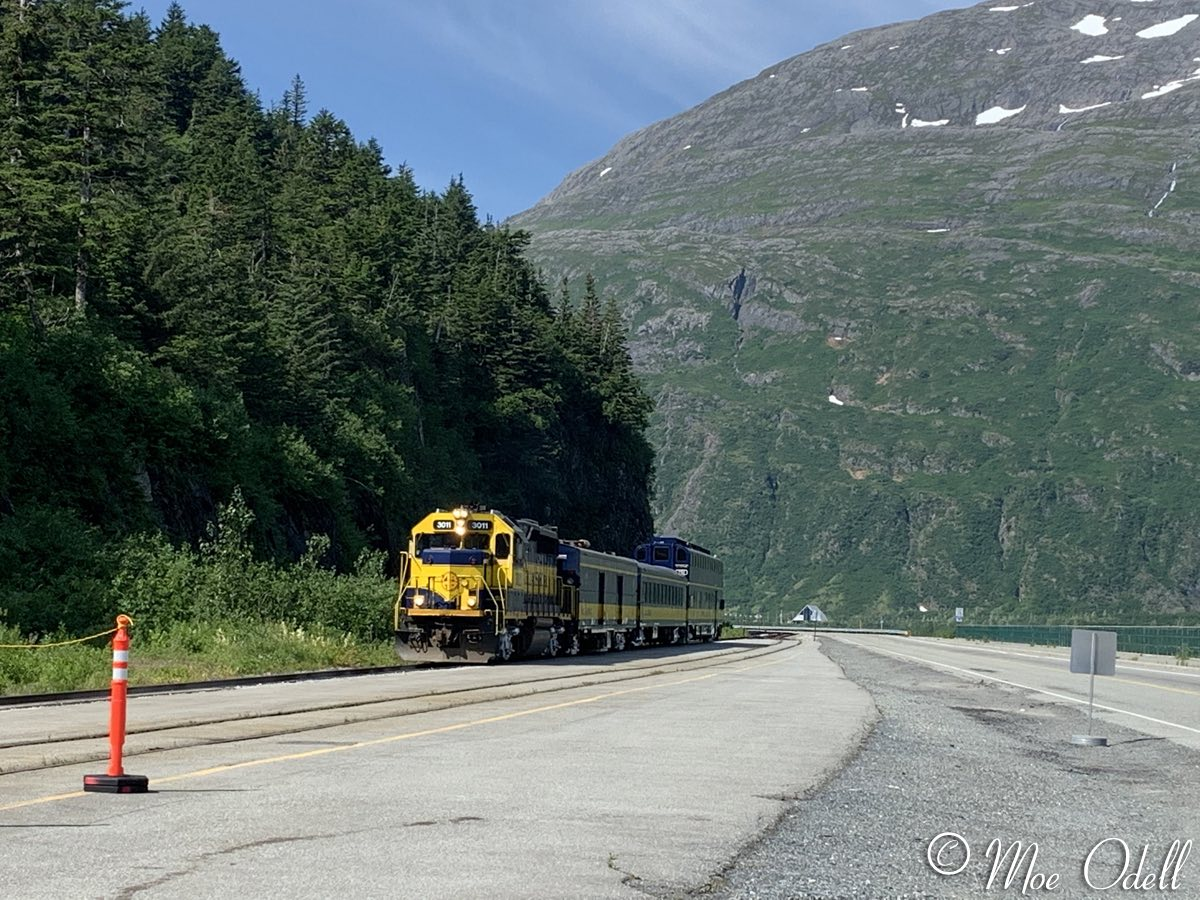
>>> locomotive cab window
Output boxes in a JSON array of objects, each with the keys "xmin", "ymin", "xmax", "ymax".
[
  {"xmin": 417, "ymin": 532, "xmax": 490, "ymax": 551},
  {"xmin": 416, "ymin": 533, "xmax": 454, "ymax": 551},
  {"xmin": 675, "ymin": 548, "xmax": 686, "ymax": 564},
  {"xmin": 653, "ymin": 547, "xmax": 669, "ymax": 562},
  {"xmin": 495, "ymin": 534, "xmax": 511, "ymax": 560}
]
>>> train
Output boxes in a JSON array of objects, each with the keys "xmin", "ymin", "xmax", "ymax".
[{"xmin": 393, "ymin": 507, "xmax": 725, "ymax": 663}]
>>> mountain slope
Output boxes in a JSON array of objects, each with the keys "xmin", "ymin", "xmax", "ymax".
[{"xmin": 512, "ymin": 0, "xmax": 1200, "ymax": 622}]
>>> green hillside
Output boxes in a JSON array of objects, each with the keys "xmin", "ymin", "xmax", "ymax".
[{"xmin": 514, "ymin": 0, "xmax": 1200, "ymax": 623}]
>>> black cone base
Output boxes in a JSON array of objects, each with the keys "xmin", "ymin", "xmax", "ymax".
[{"xmin": 83, "ymin": 773, "xmax": 149, "ymax": 793}]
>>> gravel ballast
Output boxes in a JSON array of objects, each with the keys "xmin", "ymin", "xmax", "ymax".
[{"xmin": 710, "ymin": 638, "xmax": 1200, "ymax": 899}]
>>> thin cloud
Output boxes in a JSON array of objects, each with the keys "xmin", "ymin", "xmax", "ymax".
[
  {"xmin": 387, "ymin": 1, "xmax": 834, "ymax": 131},
  {"xmin": 387, "ymin": 3, "xmax": 637, "ymax": 130}
]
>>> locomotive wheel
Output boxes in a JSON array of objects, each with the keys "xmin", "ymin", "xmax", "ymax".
[
  {"xmin": 613, "ymin": 632, "xmax": 626, "ymax": 652},
  {"xmin": 563, "ymin": 633, "xmax": 581, "ymax": 656}
]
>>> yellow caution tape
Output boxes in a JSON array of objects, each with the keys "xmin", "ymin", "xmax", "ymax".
[{"xmin": 0, "ymin": 625, "xmax": 120, "ymax": 650}]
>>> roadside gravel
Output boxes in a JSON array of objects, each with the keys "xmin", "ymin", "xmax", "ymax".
[{"xmin": 707, "ymin": 638, "xmax": 1200, "ymax": 899}]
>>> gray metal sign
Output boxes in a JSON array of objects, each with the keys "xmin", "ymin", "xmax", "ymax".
[
  {"xmin": 1070, "ymin": 629, "xmax": 1117, "ymax": 676},
  {"xmin": 1069, "ymin": 629, "xmax": 1117, "ymax": 747}
]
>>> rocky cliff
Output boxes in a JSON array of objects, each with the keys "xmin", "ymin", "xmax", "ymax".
[{"xmin": 512, "ymin": 0, "xmax": 1200, "ymax": 622}]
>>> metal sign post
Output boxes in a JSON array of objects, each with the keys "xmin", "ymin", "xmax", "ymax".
[{"xmin": 1068, "ymin": 628, "xmax": 1117, "ymax": 747}]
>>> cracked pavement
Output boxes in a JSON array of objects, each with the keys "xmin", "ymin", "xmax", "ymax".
[{"xmin": 0, "ymin": 639, "xmax": 875, "ymax": 899}]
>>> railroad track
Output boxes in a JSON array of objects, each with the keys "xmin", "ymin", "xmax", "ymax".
[
  {"xmin": 0, "ymin": 639, "xmax": 793, "ymax": 775},
  {"xmin": 0, "ymin": 663, "xmax": 419, "ymax": 709}
]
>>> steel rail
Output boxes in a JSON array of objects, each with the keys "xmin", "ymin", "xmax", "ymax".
[{"xmin": 0, "ymin": 663, "xmax": 423, "ymax": 710}]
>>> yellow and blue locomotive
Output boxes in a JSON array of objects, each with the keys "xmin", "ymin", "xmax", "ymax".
[
  {"xmin": 393, "ymin": 508, "xmax": 725, "ymax": 663},
  {"xmin": 393, "ymin": 507, "xmax": 565, "ymax": 662}
]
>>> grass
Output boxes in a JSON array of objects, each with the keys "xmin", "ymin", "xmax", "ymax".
[{"xmin": 0, "ymin": 618, "xmax": 400, "ymax": 696}]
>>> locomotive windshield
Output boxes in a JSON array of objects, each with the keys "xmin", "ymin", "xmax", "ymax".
[{"xmin": 416, "ymin": 532, "xmax": 491, "ymax": 552}]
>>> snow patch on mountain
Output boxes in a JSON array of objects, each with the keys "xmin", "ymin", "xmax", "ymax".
[
  {"xmin": 1070, "ymin": 15, "xmax": 1108, "ymax": 36},
  {"xmin": 1137, "ymin": 15, "xmax": 1198, "ymax": 39},
  {"xmin": 1143, "ymin": 81, "xmax": 1186, "ymax": 98},
  {"xmin": 1059, "ymin": 101, "xmax": 1112, "ymax": 113},
  {"xmin": 976, "ymin": 105, "xmax": 1027, "ymax": 124}
]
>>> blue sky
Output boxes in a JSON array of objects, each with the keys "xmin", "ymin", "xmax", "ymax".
[{"xmin": 137, "ymin": 1, "xmax": 969, "ymax": 221}]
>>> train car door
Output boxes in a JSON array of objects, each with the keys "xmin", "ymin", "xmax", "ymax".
[{"xmin": 598, "ymin": 572, "xmax": 606, "ymax": 625}]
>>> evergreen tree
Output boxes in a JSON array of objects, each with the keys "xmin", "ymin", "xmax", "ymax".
[{"xmin": 0, "ymin": 0, "xmax": 658, "ymax": 631}]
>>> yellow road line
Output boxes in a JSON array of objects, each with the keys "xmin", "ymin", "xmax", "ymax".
[
  {"xmin": 0, "ymin": 788, "xmax": 86, "ymax": 809},
  {"xmin": 1, "ymin": 652, "xmax": 796, "ymax": 813},
  {"xmin": 1112, "ymin": 675, "xmax": 1200, "ymax": 698},
  {"xmin": 729, "ymin": 657, "xmax": 791, "ymax": 673},
  {"xmin": 152, "ymin": 672, "xmax": 722, "ymax": 785}
]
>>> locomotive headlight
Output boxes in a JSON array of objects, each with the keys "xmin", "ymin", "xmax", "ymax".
[
  {"xmin": 413, "ymin": 595, "xmax": 425, "ymax": 607},
  {"xmin": 467, "ymin": 595, "xmax": 478, "ymax": 608},
  {"xmin": 452, "ymin": 507, "xmax": 469, "ymax": 520},
  {"xmin": 454, "ymin": 521, "xmax": 466, "ymax": 536}
]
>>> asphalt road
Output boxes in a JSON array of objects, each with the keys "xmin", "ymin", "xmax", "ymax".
[
  {"xmin": 0, "ymin": 640, "xmax": 791, "ymax": 774},
  {"xmin": 0, "ymin": 638, "xmax": 876, "ymax": 899},
  {"xmin": 829, "ymin": 634, "xmax": 1200, "ymax": 751},
  {"xmin": 715, "ymin": 638, "xmax": 1200, "ymax": 900}
]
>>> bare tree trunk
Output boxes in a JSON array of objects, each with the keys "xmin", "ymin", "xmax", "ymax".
[
  {"xmin": 9, "ymin": 1, "xmax": 38, "ymax": 330},
  {"xmin": 74, "ymin": 228, "xmax": 88, "ymax": 316},
  {"xmin": 14, "ymin": 241, "xmax": 45, "ymax": 335},
  {"xmin": 74, "ymin": 123, "xmax": 90, "ymax": 318}
]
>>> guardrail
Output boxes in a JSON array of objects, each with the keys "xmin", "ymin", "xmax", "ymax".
[
  {"xmin": 732, "ymin": 624, "xmax": 909, "ymax": 636},
  {"xmin": 955, "ymin": 624, "xmax": 1199, "ymax": 656}
]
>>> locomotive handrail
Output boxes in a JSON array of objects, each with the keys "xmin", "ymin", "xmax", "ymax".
[
  {"xmin": 491, "ymin": 566, "xmax": 509, "ymax": 635},
  {"xmin": 393, "ymin": 551, "xmax": 412, "ymax": 631},
  {"xmin": 478, "ymin": 559, "xmax": 506, "ymax": 629}
]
